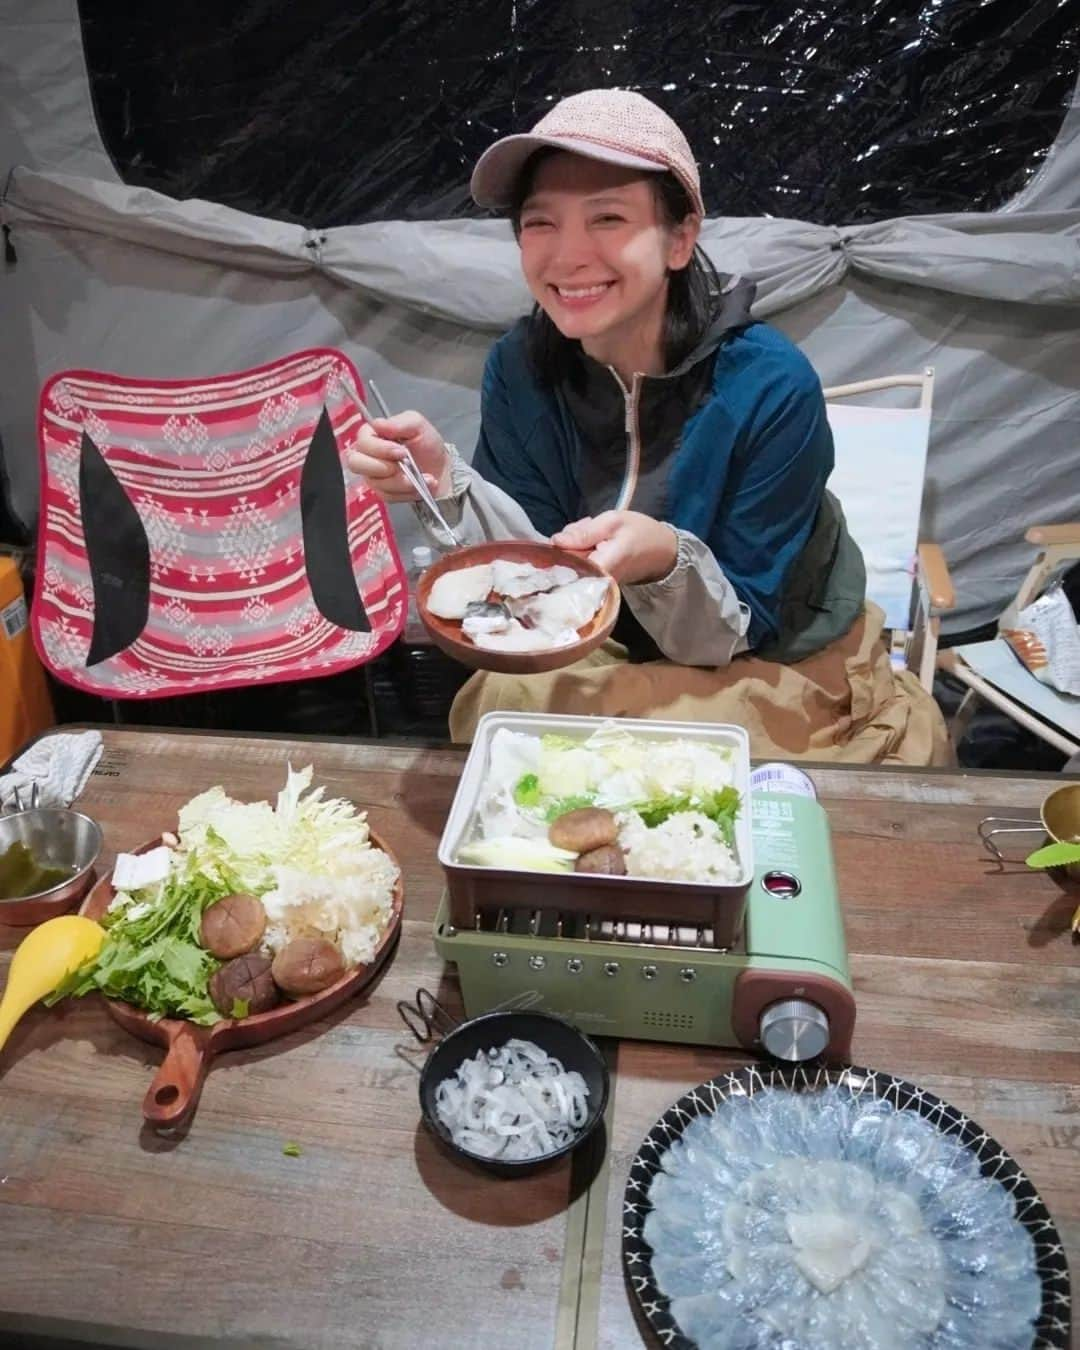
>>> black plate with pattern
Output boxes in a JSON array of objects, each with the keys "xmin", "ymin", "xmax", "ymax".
[{"xmin": 623, "ymin": 1063, "xmax": 1071, "ymax": 1349}]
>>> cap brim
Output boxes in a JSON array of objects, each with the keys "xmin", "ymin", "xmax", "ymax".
[{"xmin": 470, "ymin": 133, "xmax": 667, "ymax": 209}]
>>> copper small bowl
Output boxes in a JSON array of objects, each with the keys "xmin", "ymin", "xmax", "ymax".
[
  {"xmin": 417, "ymin": 540, "xmax": 620, "ymax": 676},
  {"xmin": 0, "ymin": 808, "xmax": 103, "ymax": 926}
]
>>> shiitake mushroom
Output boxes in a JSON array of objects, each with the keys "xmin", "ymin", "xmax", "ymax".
[
  {"xmin": 575, "ymin": 843, "xmax": 626, "ymax": 875},
  {"xmin": 548, "ymin": 807, "xmax": 618, "ymax": 855},
  {"xmin": 271, "ymin": 937, "xmax": 346, "ymax": 997},
  {"xmin": 209, "ymin": 952, "xmax": 278, "ymax": 1017},
  {"xmin": 200, "ymin": 892, "xmax": 266, "ymax": 959}
]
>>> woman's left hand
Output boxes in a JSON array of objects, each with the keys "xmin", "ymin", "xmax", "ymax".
[{"xmin": 550, "ymin": 511, "xmax": 678, "ymax": 585}]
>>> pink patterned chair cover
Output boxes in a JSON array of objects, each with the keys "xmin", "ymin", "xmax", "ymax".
[{"xmin": 33, "ymin": 349, "xmax": 406, "ymax": 698}]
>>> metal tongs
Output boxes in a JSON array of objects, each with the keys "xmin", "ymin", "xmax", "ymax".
[
  {"xmin": 3, "ymin": 782, "xmax": 41, "ymax": 815},
  {"xmin": 345, "ymin": 374, "xmax": 463, "ymax": 548}
]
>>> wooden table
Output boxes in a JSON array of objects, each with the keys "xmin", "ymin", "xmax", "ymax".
[{"xmin": 0, "ymin": 731, "xmax": 1076, "ymax": 1349}]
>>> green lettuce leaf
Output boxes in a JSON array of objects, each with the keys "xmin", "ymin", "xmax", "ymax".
[{"xmin": 46, "ymin": 856, "xmax": 232, "ymax": 1023}]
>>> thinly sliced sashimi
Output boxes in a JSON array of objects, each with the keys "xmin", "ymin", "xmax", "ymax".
[
  {"xmin": 490, "ymin": 560, "xmax": 579, "ymax": 598},
  {"xmin": 426, "ymin": 563, "xmax": 494, "ymax": 619},
  {"xmin": 642, "ymin": 1085, "xmax": 1040, "ymax": 1350},
  {"xmin": 509, "ymin": 576, "xmax": 609, "ymax": 636}
]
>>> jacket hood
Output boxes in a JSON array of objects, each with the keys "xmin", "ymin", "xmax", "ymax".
[{"xmin": 663, "ymin": 275, "xmax": 757, "ymax": 379}]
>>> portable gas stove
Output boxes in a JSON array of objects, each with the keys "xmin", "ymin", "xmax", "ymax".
[{"xmin": 435, "ymin": 789, "xmax": 854, "ymax": 1062}]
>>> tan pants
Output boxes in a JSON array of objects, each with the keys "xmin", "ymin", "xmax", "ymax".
[{"xmin": 450, "ymin": 603, "xmax": 952, "ymax": 766}]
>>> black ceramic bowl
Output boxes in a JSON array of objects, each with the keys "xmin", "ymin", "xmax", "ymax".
[{"xmin": 419, "ymin": 1010, "xmax": 609, "ymax": 1177}]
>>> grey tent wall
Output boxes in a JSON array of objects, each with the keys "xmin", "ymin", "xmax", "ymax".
[{"xmin": 2, "ymin": 0, "xmax": 1079, "ymax": 632}]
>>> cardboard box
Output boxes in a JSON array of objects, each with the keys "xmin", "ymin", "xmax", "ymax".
[{"xmin": 0, "ymin": 556, "xmax": 54, "ymax": 762}]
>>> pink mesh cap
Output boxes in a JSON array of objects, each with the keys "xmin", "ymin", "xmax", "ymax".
[{"xmin": 470, "ymin": 89, "xmax": 705, "ymax": 218}]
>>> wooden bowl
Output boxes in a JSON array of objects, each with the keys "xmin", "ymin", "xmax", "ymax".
[
  {"xmin": 417, "ymin": 540, "xmax": 620, "ymax": 675},
  {"xmin": 80, "ymin": 831, "xmax": 403, "ymax": 1131}
]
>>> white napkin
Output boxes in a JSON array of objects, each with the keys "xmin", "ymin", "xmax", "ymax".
[{"xmin": 0, "ymin": 730, "xmax": 104, "ymax": 811}]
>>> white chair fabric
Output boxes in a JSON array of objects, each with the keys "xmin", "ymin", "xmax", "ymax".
[{"xmin": 825, "ymin": 402, "xmax": 931, "ymax": 632}]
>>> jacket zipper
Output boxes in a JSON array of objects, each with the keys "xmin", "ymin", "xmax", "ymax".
[{"xmin": 608, "ymin": 368, "xmax": 643, "ymax": 511}]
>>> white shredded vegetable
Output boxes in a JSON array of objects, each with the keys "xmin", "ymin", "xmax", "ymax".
[{"xmin": 434, "ymin": 1038, "xmax": 590, "ymax": 1161}]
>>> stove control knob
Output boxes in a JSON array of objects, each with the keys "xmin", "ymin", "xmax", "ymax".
[
  {"xmin": 759, "ymin": 999, "xmax": 830, "ymax": 1062},
  {"xmin": 603, "ymin": 961, "xmax": 620, "ymax": 977}
]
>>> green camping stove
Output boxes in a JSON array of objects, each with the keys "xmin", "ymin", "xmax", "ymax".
[{"xmin": 434, "ymin": 791, "xmax": 855, "ymax": 1061}]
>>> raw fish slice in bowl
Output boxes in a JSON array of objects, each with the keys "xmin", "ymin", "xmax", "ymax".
[
  {"xmin": 426, "ymin": 563, "xmax": 495, "ymax": 619},
  {"xmin": 509, "ymin": 576, "xmax": 611, "ymax": 638},
  {"xmin": 416, "ymin": 540, "xmax": 620, "ymax": 675},
  {"xmin": 490, "ymin": 558, "xmax": 578, "ymax": 597}
]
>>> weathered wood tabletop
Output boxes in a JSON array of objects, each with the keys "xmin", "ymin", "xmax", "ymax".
[{"xmin": 0, "ymin": 731, "xmax": 1076, "ymax": 1350}]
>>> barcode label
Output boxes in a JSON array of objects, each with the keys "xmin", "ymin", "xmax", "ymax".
[
  {"xmin": 1, "ymin": 595, "xmax": 27, "ymax": 640},
  {"xmin": 750, "ymin": 762, "xmax": 817, "ymax": 799}
]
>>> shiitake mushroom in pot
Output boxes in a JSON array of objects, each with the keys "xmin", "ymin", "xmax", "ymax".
[
  {"xmin": 199, "ymin": 892, "xmax": 266, "ymax": 959},
  {"xmin": 209, "ymin": 952, "xmax": 279, "ymax": 1017},
  {"xmin": 575, "ymin": 843, "xmax": 626, "ymax": 875},
  {"xmin": 548, "ymin": 807, "xmax": 617, "ymax": 855},
  {"xmin": 272, "ymin": 937, "xmax": 346, "ymax": 997}
]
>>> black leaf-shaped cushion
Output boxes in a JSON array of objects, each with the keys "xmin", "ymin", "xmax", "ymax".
[
  {"xmin": 79, "ymin": 430, "xmax": 150, "ymax": 666},
  {"xmin": 301, "ymin": 406, "xmax": 371, "ymax": 632}
]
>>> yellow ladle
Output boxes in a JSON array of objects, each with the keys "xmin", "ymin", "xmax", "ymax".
[{"xmin": 0, "ymin": 915, "xmax": 104, "ymax": 1055}]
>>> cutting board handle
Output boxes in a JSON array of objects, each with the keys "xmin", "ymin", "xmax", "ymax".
[{"xmin": 142, "ymin": 1021, "xmax": 210, "ymax": 1130}]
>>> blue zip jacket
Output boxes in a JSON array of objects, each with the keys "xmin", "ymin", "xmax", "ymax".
[{"xmin": 471, "ymin": 283, "xmax": 865, "ymax": 662}]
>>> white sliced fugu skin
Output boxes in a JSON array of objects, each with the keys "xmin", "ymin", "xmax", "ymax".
[{"xmin": 642, "ymin": 1085, "xmax": 1040, "ymax": 1350}]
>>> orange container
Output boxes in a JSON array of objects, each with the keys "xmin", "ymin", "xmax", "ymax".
[{"xmin": 0, "ymin": 556, "xmax": 54, "ymax": 763}]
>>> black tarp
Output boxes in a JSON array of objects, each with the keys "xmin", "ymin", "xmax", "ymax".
[{"xmin": 79, "ymin": 0, "xmax": 1080, "ymax": 227}]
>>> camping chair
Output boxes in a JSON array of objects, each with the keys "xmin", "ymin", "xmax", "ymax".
[
  {"xmin": 938, "ymin": 525, "xmax": 1080, "ymax": 758},
  {"xmin": 823, "ymin": 368, "xmax": 954, "ymax": 693},
  {"xmin": 32, "ymin": 349, "xmax": 407, "ymax": 701}
]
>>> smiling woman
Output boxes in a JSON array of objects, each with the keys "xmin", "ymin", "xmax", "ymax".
[
  {"xmin": 513, "ymin": 155, "xmax": 701, "ymax": 384},
  {"xmin": 344, "ymin": 88, "xmax": 949, "ymax": 765}
]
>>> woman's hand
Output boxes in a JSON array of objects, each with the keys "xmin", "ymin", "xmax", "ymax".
[
  {"xmin": 343, "ymin": 410, "xmax": 451, "ymax": 503},
  {"xmin": 551, "ymin": 511, "xmax": 679, "ymax": 585}
]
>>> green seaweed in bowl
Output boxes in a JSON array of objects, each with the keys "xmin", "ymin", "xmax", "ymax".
[{"xmin": 0, "ymin": 841, "xmax": 74, "ymax": 899}]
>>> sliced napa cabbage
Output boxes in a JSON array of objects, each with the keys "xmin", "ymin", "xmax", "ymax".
[
  {"xmin": 177, "ymin": 764, "xmax": 373, "ymax": 892},
  {"xmin": 457, "ymin": 836, "xmax": 577, "ymax": 872},
  {"xmin": 538, "ymin": 740, "xmax": 595, "ymax": 799}
]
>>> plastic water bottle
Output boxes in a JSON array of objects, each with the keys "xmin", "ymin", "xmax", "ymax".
[
  {"xmin": 371, "ymin": 543, "xmax": 471, "ymax": 734},
  {"xmin": 403, "ymin": 545, "xmax": 434, "ymax": 644}
]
